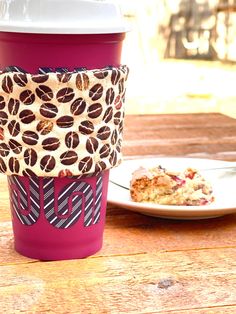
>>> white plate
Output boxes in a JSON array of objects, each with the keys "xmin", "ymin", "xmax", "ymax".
[{"xmin": 108, "ymin": 157, "xmax": 236, "ymax": 219}]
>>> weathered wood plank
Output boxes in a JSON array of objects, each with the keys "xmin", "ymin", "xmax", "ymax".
[{"xmin": 0, "ymin": 248, "xmax": 235, "ymax": 314}]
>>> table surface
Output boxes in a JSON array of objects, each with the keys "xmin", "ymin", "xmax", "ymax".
[{"xmin": 1, "ymin": 113, "xmax": 236, "ymax": 314}]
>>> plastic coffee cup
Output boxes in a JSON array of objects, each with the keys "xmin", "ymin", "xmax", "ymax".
[{"xmin": 0, "ymin": 0, "xmax": 128, "ymax": 260}]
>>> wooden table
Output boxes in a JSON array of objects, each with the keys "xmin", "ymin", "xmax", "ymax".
[{"xmin": 1, "ymin": 113, "xmax": 236, "ymax": 313}]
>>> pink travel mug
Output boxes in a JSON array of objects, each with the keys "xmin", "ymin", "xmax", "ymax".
[{"xmin": 0, "ymin": 0, "xmax": 128, "ymax": 260}]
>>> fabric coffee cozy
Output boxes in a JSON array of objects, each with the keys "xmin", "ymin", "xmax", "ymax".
[{"xmin": 0, "ymin": 65, "xmax": 129, "ymax": 177}]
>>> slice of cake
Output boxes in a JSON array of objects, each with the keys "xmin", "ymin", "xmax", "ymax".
[{"xmin": 130, "ymin": 165, "xmax": 214, "ymax": 206}]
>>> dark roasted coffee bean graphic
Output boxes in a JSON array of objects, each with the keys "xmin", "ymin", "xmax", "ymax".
[
  {"xmin": 95, "ymin": 161, "xmax": 106, "ymax": 173},
  {"xmin": 86, "ymin": 137, "xmax": 99, "ymax": 154},
  {"xmin": 24, "ymin": 148, "xmax": 37, "ymax": 166},
  {"xmin": 97, "ymin": 126, "xmax": 111, "ymax": 140},
  {"xmin": 114, "ymin": 95, "xmax": 122, "ymax": 110},
  {"xmin": 87, "ymin": 103, "xmax": 102, "ymax": 119},
  {"xmin": 99, "ymin": 144, "xmax": 111, "ymax": 158},
  {"xmin": 119, "ymin": 121, "xmax": 124, "ymax": 134},
  {"xmin": 65, "ymin": 131, "xmax": 80, "ymax": 149},
  {"xmin": 8, "ymin": 98, "xmax": 20, "ymax": 115},
  {"xmin": 70, "ymin": 98, "xmax": 86, "ymax": 115},
  {"xmin": 0, "ymin": 143, "xmax": 10, "ymax": 157},
  {"xmin": 0, "ymin": 127, "xmax": 4, "ymax": 140},
  {"xmin": 114, "ymin": 111, "xmax": 122, "ymax": 125},
  {"xmin": 8, "ymin": 120, "xmax": 20, "ymax": 137},
  {"xmin": 40, "ymin": 103, "xmax": 58, "ymax": 118},
  {"xmin": 19, "ymin": 109, "xmax": 36, "ymax": 124},
  {"xmin": 103, "ymin": 106, "xmax": 113, "ymax": 123},
  {"xmin": 78, "ymin": 156, "xmax": 93, "ymax": 173},
  {"xmin": 109, "ymin": 150, "xmax": 118, "ymax": 166},
  {"xmin": 22, "ymin": 168, "xmax": 37, "ymax": 177},
  {"xmin": 78, "ymin": 120, "xmax": 94, "ymax": 135},
  {"xmin": 0, "ymin": 111, "xmax": 8, "ymax": 126},
  {"xmin": 57, "ymin": 72, "xmax": 72, "ymax": 83},
  {"xmin": 13, "ymin": 73, "xmax": 28, "ymax": 87},
  {"xmin": 36, "ymin": 120, "xmax": 53, "ymax": 135},
  {"xmin": 32, "ymin": 74, "xmax": 49, "ymax": 83},
  {"xmin": 89, "ymin": 84, "xmax": 103, "ymax": 101},
  {"xmin": 9, "ymin": 157, "xmax": 20, "ymax": 173},
  {"xmin": 56, "ymin": 87, "xmax": 74, "ymax": 103},
  {"xmin": 2, "ymin": 75, "xmax": 13, "ymax": 94},
  {"xmin": 116, "ymin": 139, "xmax": 122, "ymax": 153},
  {"xmin": 36, "ymin": 85, "xmax": 53, "ymax": 101},
  {"xmin": 111, "ymin": 69, "xmax": 121, "ymax": 85},
  {"xmin": 56, "ymin": 116, "xmax": 74, "ymax": 128},
  {"xmin": 40, "ymin": 155, "xmax": 56, "ymax": 172},
  {"xmin": 60, "ymin": 151, "xmax": 78, "ymax": 165},
  {"xmin": 111, "ymin": 129, "xmax": 118, "ymax": 145},
  {"xmin": 20, "ymin": 90, "xmax": 35, "ymax": 105},
  {"xmin": 58, "ymin": 169, "xmax": 73, "ymax": 177},
  {"xmin": 9, "ymin": 139, "xmax": 22, "ymax": 154},
  {"xmin": 22, "ymin": 131, "xmax": 39, "ymax": 145},
  {"xmin": 0, "ymin": 96, "xmax": 5, "ymax": 110},
  {"xmin": 42, "ymin": 137, "xmax": 60, "ymax": 151},
  {"xmin": 0, "ymin": 157, "xmax": 7, "ymax": 173},
  {"xmin": 76, "ymin": 72, "xmax": 89, "ymax": 91},
  {"xmin": 105, "ymin": 88, "xmax": 115, "ymax": 105},
  {"xmin": 93, "ymin": 70, "xmax": 108, "ymax": 79},
  {"xmin": 119, "ymin": 78, "xmax": 125, "ymax": 94}
]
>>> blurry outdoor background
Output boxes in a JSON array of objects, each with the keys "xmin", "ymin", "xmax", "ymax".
[{"xmin": 119, "ymin": 0, "xmax": 236, "ymax": 118}]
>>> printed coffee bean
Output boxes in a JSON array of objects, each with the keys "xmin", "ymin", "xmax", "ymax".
[
  {"xmin": 24, "ymin": 148, "xmax": 37, "ymax": 166},
  {"xmin": 19, "ymin": 109, "xmax": 36, "ymax": 124},
  {"xmin": 20, "ymin": 90, "xmax": 35, "ymax": 105},
  {"xmin": 56, "ymin": 87, "xmax": 75, "ymax": 103},
  {"xmin": 89, "ymin": 84, "xmax": 103, "ymax": 101},
  {"xmin": 56, "ymin": 116, "xmax": 74, "ymax": 128},
  {"xmin": 2, "ymin": 75, "xmax": 13, "ymax": 94},
  {"xmin": 109, "ymin": 150, "xmax": 118, "ymax": 167},
  {"xmin": 13, "ymin": 73, "xmax": 28, "ymax": 87},
  {"xmin": 114, "ymin": 95, "xmax": 122, "ymax": 110},
  {"xmin": 8, "ymin": 120, "xmax": 20, "ymax": 137},
  {"xmin": 87, "ymin": 103, "xmax": 102, "ymax": 119},
  {"xmin": 105, "ymin": 88, "xmax": 115, "ymax": 105},
  {"xmin": 97, "ymin": 126, "xmax": 111, "ymax": 140},
  {"xmin": 9, "ymin": 157, "xmax": 20, "ymax": 173},
  {"xmin": 93, "ymin": 70, "xmax": 108, "ymax": 79},
  {"xmin": 60, "ymin": 151, "xmax": 78, "ymax": 165},
  {"xmin": 0, "ymin": 157, "xmax": 7, "ymax": 173},
  {"xmin": 36, "ymin": 120, "xmax": 53, "ymax": 135},
  {"xmin": 40, "ymin": 103, "xmax": 58, "ymax": 119},
  {"xmin": 78, "ymin": 156, "xmax": 93, "ymax": 173},
  {"xmin": 57, "ymin": 72, "xmax": 72, "ymax": 83},
  {"xmin": 9, "ymin": 139, "xmax": 22, "ymax": 154},
  {"xmin": 78, "ymin": 120, "xmax": 94, "ymax": 135},
  {"xmin": 8, "ymin": 98, "xmax": 20, "ymax": 115},
  {"xmin": 118, "ymin": 121, "xmax": 124, "ymax": 134},
  {"xmin": 0, "ymin": 96, "xmax": 5, "ymax": 110},
  {"xmin": 0, "ymin": 127, "xmax": 4, "ymax": 140},
  {"xmin": 119, "ymin": 78, "xmax": 125, "ymax": 94},
  {"xmin": 22, "ymin": 131, "xmax": 39, "ymax": 145},
  {"xmin": 32, "ymin": 74, "xmax": 49, "ymax": 83},
  {"xmin": 116, "ymin": 139, "xmax": 122, "ymax": 153},
  {"xmin": 111, "ymin": 129, "xmax": 118, "ymax": 145},
  {"xmin": 95, "ymin": 161, "xmax": 106, "ymax": 173},
  {"xmin": 42, "ymin": 137, "xmax": 60, "ymax": 151},
  {"xmin": 22, "ymin": 168, "xmax": 37, "ymax": 177},
  {"xmin": 111, "ymin": 69, "xmax": 121, "ymax": 85},
  {"xmin": 114, "ymin": 111, "xmax": 122, "ymax": 125},
  {"xmin": 36, "ymin": 85, "xmax": 53, "ymax": 101},
  {"xmin": 40, "ymin": 155, "xmax": 56, "ymax": 172},
  {"xmin": 58, "ymin": 169, "xmax": 73, "ymax": 177},
  {"xmin": 0, "ymin": 143, "xmax": 10, "ymax": 157},
  {"xmin": 65, "ymin": 131, "xmax": 79, "ymax": 149},
  {"xmin": 76, "ymin": 73, "xmax": 89, "ymax": 91},
  {"xmin": 103, "ymin": 106, "xmax": 113, "ymax": 123},
  {"xmin": 86, "ymin": 137, "xmax": 99, "ymax": 154},
  {"xmin": 0, "ymin": 111, "xmax": 8, "ymax": 126},
  {"xmin": 70, "ymin": 98, "xmax": 86, "ymax": 116},
  {"xmin": 99, "ymin": 144, "xmax": 110, "ymax": 158}
]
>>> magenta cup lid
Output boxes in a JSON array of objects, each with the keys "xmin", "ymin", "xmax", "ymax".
[{"xmin": 0, "ymin": 0, "xmax": 129, "ymax": 34}]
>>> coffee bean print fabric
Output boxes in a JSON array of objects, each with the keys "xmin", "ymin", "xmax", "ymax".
[{"xmin": 0, "ymin": 65, "xmax": 129, "ymax": 177}]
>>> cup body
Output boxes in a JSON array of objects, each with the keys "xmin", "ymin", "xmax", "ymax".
[{"xmin": 2, "ymin": 31, "xmax": 125, "ymax": 260}]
